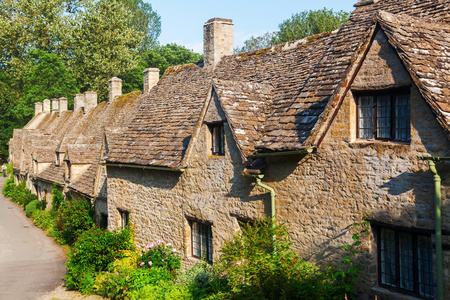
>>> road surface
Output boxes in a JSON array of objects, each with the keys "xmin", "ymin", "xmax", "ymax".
[{"xmin": 0, "ymin": 176, "xmax": 66, "ymax": 300}]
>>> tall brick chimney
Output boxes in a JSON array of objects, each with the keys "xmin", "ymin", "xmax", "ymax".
[
  {"xmin": 59, "ymin": 97, "xmax": 68, "ymax": 113},
  {"xmin": 43, "ymin": 99, "xmax": 51, "ymax": 114},
  {"xmin": 35, "ymin": 102, "xmax": 43, "ymax": 116},
  {"xmin": 143, "ymin": 68, "xmax": 159, "ymax": 94},
  {"xmin": 203, "ymin": 18, "xmax": 234, "ymax": 68},
  {"xmin": 84, "ymin": 91, "xmax": 97, "ymax": 114},
  {"xmin": 108, "ymin": 76, "xmax": 122, "ymax": 102},
  {"xmin": 74, "ymin": 94, "xmax": 84, "ymax": 113},
  {"xmin": 51, "ymin": 98, "xmax": 59, "ymax": 113}
]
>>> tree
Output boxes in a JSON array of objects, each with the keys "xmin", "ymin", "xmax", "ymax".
[
  {"xmin": 121, "ymin": 0, "xmax": 161, "ymax": 51},
  {"xmin": 67, "ymin": 0, "xmax": 144, "ymax": 101},
  {"xmin": 235, "ymin": 8, "xmax": 350, "ymax": 53}
]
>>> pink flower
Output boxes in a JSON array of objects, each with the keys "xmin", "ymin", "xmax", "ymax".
[
  {"xmin": 157, "ymin": 240, "xmax": 163, "ymax": 245},
  {"xmin": 146, "ymin": 243, "xmax": 154, "ymax": 249},
  {"xmin": 140, "ymin": 254, "xmax": 143, "ymax": 257},
  {"xmin": 140, "ymin": 262, "xmax": 145, "ymax": 267},
  {"xmin": 148, "ymin": 261, "xmax": 153, "ymax": 266}
]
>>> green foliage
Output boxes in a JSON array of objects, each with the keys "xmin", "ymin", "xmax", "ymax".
[
  {"xmin": 235, "ymin": 8, "xmax": 350, "ymax": 53},
  {"xmin": 128, "ymin": 281, "xmax": 192, "ymax": 300},
  {"xmin": 22, "ymin": 49, "xmax": 79, "ymax": 112},
  {"xmin": 138, "ymin": 240, "xmax": 181, "ymax": 273},
  {"xmin": 55, "ymin": 195, "xmax": 94, "ymax": 245},
  {"xmin": 65, "ymin": 227, "xmax": 135, "ymax": 290},
  {"xmin": 143, "ymin": 43, "xmax": 203, "ymax": 77},
  {"xmin": 5, "ymin": 163, "xmax": 13, "ymax": 177},
  {"xmin": 51, "ymin": 183, "xmax": 64, "ymax": 211},
  {"xmin": 10, "ymin": 181, "xmax": 27, "ymax": 204},
  {"xmin": 30, "ymin": 209, "xmax": 55, "ymax": 230},
  {"xmin": 25, "ymin": 200, "xmax": 39, "ymax": 217},
  {"xmin": 19, "ymin": 192, "xmax": 38, "ymax": 209},
  {"xmin": 175, "ymin": 260, "xmax": 217, "ymax": 299},
  {"xmin": 2, "ymin": 177, "xmax": 15, "ymax": 197}
]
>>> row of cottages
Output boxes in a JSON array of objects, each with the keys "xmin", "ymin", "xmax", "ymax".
[{"xmin": 9, "ymin": 0, "xmax": 450, "ymax": 298}]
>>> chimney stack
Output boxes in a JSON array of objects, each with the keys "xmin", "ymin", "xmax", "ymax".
[
  {"xmin": 108, "ymin": 76, "xmax": 122, "ymax": 102},
  {"xmin": 43, "ymin": 99, "xmax": 51, "ymax": 114},
  {"xmin": 84, "ymin": 91, "xmax": 97, "ymax": 114},
  {"xmin": 59, "ymin": 97, "xmax": 68, "ymax": 113},
  {"xmin": 143, "ymin": 68, "xmax": 159, "ymax": 94},
  {"xmin": 52, "ymin": 98, "xmax": 59, "ymax": 113},
  {"xmin": 35, "ymin": 102, "xmax": 43, "ymax": 116},
  {"xmin": 74, "ymin": 94, "xmax": 84, "ymax": 113},
  {"xmin": 203, "ymin": 18, "xmax": 234, "ymax": 68}
]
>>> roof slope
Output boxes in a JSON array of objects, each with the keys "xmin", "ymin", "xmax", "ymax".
[
  {"xmin": 106, "ymin": 63, "xmax": 212, "ymax": 168},
  {"xmin": 378, "ymin": 10, "xmax": 450, "ymax": 138}
]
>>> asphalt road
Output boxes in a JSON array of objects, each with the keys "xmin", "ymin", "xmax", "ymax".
[{"xmin": 0, "ymin": 176, "xmax": 66, "ymax": 300}]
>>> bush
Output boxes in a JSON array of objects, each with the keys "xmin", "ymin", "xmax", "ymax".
[
  {"xmin": 25, "ymin": 200, "xmax": 39, "ymax": 217},
  {"xmin": 51, "ymin": 183, "xmax": 64, "ymax": 211},
  {"xmin": 2, "ymin": 177, "xmax": 15, "ymax": 197},
  {"xmin": 65, "ymin": 227, "xmax": 135, "ymax": 290},
  {"xmin": 30, "ymin": 209, "xmax": 55, "ymax": 230},
  {"xmin": 10, "ymin": 181, "xmax": 27, "ymax": 204},
  {"xmin": 138, "ymin": 240, "xmax": 181, "ymax": 273},
  {"xmin": 20, "ymin": 192, "xmax": 37, "ymax": 209},
  {"xmin": 128, "ymin": 281, "xmax": 192, "ymax": 300},
  {"xmin": 175, "ymin": 260, "xmax": 217, "ymax": 299},
  {"xmin": 55, "ymin": 196, "xmax": 94, "ymax": 245}
]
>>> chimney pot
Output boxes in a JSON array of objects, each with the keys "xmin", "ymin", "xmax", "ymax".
[
  {"xmin": 34, "ymin": 102, "xmax": 43, "ymax": 116},
  {"xmin": 74, "ymin": 94, "xmax": 84, "ymax": 113},
  {"xmin": 51, "ymin": 98, "xmax": 59, "ymax": 113},
  {"xmin": 108, "ymin": 76, "xmax": 122, "ymax": 102},
  {"xmin": 143, "ymin": 68, "xmax": 160, "ymax": 94},
  {"xmin": 59, "ymin": 97, "xmax": 68, "ymax": 114},
  {"xmin": 84, "ymin": 91, "xmax": 97, "ymax": 114},
  {"xmin": 43, "ymin": 99, "xmax": 51, "ymax": 114},
  {"xmin": 203, "ymin": 18, "xmax": 234, "ymax": 68}
]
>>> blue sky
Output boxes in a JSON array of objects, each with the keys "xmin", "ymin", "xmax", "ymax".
[{"xmin": 147, "ymin": 0, "xmax": 357, "ymax": 53}]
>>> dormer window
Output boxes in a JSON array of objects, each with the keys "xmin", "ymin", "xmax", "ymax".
[
  {"xmin": 208, "ymin": 123, "xmax": 224, "ymax": 155},
  {"xmin": 56, "ymin": 152, "xmax": 60, "ymax": 166},
  {"xmin": 357, "ymin": 91, "xmax": 410, "ymax": 141}
]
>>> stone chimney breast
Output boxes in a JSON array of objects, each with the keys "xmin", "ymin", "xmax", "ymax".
[
  {"xmin": 51, "ymin": 98, "xmax": 59, "ymax": 113},
  {"xmin": 35, "ymin": 102, "xmax": 43, "ymax": 116},
  {"xmin": 108, "ymin": 76, "xmax": 122, "ymax": 102},
  {"xmin": 84, "ymin": 91, "xmax": 97, "ymax": 114},
  {"xmin": 143, "ymin": 68, "xmax": 160, "ymax": 94},
  {"xmin": 59, "ymin": 97, "xmax": 68, "ymax": 114},
  {"xmin": 203, "ymin": 18, "xmax": 234, "ymax": 68},
  {"xmin": 43, "ymin": 99, "xmax": 51, "ymax": 114},
  {"xmin": 74, "ymin": 94, "xmax": 84, "ymax": 113},
  {"xmin": 355, "ymin": 0, "xmax": 374, "ymax": 6}
]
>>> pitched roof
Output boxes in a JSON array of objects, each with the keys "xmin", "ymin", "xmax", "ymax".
[
  {"xmin": 106, "ymin": 63, "xmax": 212, "ymax": 168},
  {"xmin": 377, "ymin": 10, "xmax": 450, "ymax": 138}
]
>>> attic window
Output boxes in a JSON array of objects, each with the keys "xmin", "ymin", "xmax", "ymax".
[
  {"xmin": 208, "ymin": 123, "xmax": 225, "ymax": 156},
  {"xmin": 357, "ymin": 91, "xmax": 410, "ymax": 141}
]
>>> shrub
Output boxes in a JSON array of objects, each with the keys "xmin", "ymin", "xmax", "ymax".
[
  {"xmin": 175, "ymin": 260, "xmax": 217, "ymax": 299},
  {"xmin": 51, "ymin": 183, "xmax": 64, "ymax": 211},
  {"xmin": 20, "ymin": 192, "xmax": 38, "ymax": 209},
  {"xmin": 128, "ymin": 281, "xmax": 192, "ymax": 300},
  {"xmin": 138, "ymin": 240, "xmax": 181, "ymax": 273},
  {"xmin": 2, "ymin": 177, "xmax": 15, "ymax": 197},
  {"xmin": 30, "ymin": 209, "xmax": 55, "ymax": 230},
  {"xmin": 10, "ymin": 181, "xmax": 27, "ymax": 204},
  {"xmin": 25, "ymin": 200, "xmax": 39, "ymax": 217},
  {"xmin": 65, "ymin": 227, "xmax": 135, "ymax": 290},
  {"xmin": 55, "ymin": 196, "xmax": 94, "ymax": 245},
  {"xmin": 36, "ymin": 199, "xmax": 47, "ymax": 210}
]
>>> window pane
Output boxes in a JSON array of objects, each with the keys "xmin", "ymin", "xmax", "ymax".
[
  {"xmin": 380, "ymin": 228, "xmax": 397, "ymax": 287},
  {"xmin": 208, "ymin": 226, "xmax": 213, "ymax": 262},
  {"xmin": 358, "ymin": 96, "xmax": 373, "ymax": 139},
  {"xmin": 395, "ymin": 95, "xmax": 410, "ymax": 140},
  {"xmin": 399, "ymin": 232, "xmax": 414, "ymax": 291},
  {"xmin": 192, "ymin": 222, "xmax": 200, "ymax": 257},
  {"xmin": 377, "ymin": 95, "xmax": 391, "ymax": 139},
  {"xmin": 417, "ymin": 235, "xmax": 434, "ymax": 297}
]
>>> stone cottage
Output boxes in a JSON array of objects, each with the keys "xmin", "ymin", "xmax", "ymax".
[
  {"xmin": 103, "ymin": 1, "xmax": 450, "ymax": 299},
  {"xmin": 9, "ymin": 0, "xmax": 450, "ymax": 299}
]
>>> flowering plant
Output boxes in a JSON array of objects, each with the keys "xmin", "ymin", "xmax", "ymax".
[{"xmin": 138, "ymin": 239, "xmax": 181, "ymax": 272}]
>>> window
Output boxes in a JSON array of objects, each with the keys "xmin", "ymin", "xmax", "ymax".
[
  {"xmin": 190, "ymin": 220, "xmax": 213, "ymax": 262},
  {"xmin": 208, "ymin": 123, "xmax": 225, "ymax": 155},
  {"xmin": 378, "ymin": 227, "xmax": 434, "ymax": 298},
  {"xmin": 357, "ymin": 92, "xmax": 410, "ymax": 141},
  {"xmin": 119, "ymin": 209, "xmax": 129, "ymax": 229}
]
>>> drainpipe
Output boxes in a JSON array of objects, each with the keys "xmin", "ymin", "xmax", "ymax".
[
  {"xmin": 427, "ymin": 159, "xmax": 443, "ymax": 300},
  {"xmin": 242, "ymin": 174, "xmax": 276, "ymax": 219},
  {"xmin": 420, "ymin": 156, "xmax": 450, "ymax": 300}
]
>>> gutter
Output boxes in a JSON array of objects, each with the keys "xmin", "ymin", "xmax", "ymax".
[
  {"xmin": 419, "ymin": 156, "xmax": 450, "ymax": 300},
  {"xmin": 102, "ymin": 162, "xmax": 185, "ymax": 173},
  {"xmin": 250, "ymin": 148, "xmax": 314, "ymax": 158}
]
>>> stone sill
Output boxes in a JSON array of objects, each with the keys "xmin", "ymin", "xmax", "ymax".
[
  {"xmin": 371, "ymin": 287, "xmax": 429, "ymax": 300},
  {"xmin": 349, "ymin": 140, "xmax": 410, "ymax": 149}
]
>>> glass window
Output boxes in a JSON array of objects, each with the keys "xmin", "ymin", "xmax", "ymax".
[
  {"xmin": 357, "ymin": 92, "xmax": 410, "ymax": 141},
  {"xmin": 378, "ymin": 227, "xmax": 434, "ymax": 298},
  {"xmin": 209, "ymin": 123, "xmax": 225, "ymax": 155},
  {"xmin": 119, "ymin": 210, "xmax": 129, "ymax": 229},
  {"xmin": 191, "ymin": 221, "xmax": 213, "ymax": 262}
]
